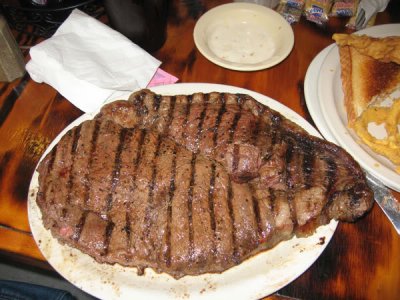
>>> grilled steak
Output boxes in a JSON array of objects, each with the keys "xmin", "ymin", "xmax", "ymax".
[{"xmin": 36, "ymin": 90, "xmax": 374, "ymax": 279}]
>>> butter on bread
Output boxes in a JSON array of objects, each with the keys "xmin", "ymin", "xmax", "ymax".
[{"xmin": 332, "ymin": 33, "xmax": 400, "ymax": 126}]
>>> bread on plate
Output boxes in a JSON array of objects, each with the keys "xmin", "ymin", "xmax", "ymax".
[{"xmin": 333, "ymin": 33, "xmax": 400, "ymax": 126}]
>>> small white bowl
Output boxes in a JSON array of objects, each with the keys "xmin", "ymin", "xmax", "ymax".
[{"xmin": 193, "ymin": 2, "xmax": 294, "ymax": 71}]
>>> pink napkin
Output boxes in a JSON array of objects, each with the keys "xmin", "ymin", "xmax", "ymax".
[{"xmin": 147, "ymin": 68, "xmax": 179, "ymax": 87}]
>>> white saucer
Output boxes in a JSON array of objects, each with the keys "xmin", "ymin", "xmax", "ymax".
[{"xmin": 193, "ymin": 3, "xmax": 294, "ymax": 71}]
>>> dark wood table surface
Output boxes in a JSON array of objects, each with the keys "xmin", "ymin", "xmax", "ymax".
[{"xmin": 1, "ymin": 0, "xmax": 399, "ymax": 299}]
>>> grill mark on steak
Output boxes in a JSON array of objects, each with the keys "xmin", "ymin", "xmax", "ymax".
[
  {"xmin": 168, "ymin": 96, "xmax": 186, "ymax": 145},
  {"xmin": 105, "ymin": 128, "xmax": 128, "ymax": 212},
  {"xmin": 349, "ymin": 182, "xmax": 368, "ymax": 208},
  {"xmin": 287, "ymin": 135, "xmax": 315, "ymax": 190},
  {"xmin": 208, "ymin": 163, "xmax": 217, "ymax": 234},
  {"xmin": 125, "ymin": 129, "xmax": 146, "ymax": 250},
  {"xmin": 102, "ymin": 221, "xmax": 115, "ymax": 256},
  {"xmin": 142, "ymin": 132, "xmax": 175, "ymax": 265},
  {"xmin": 164, "ymin": 144, "xmax": 177, "ymax": 267},
  {"xmin": 191, "ymin": 157, "xmax": 215, "ymax": 269},
  {"xmin": 269, "ymin": 188, "xmax": 276, "ymax": 215},
  {"xmin": 229, "ymin": 112, "xmax": 241, "ymax": 143},
  {"xmin": 130, "ymin": 129, "xmax": 161, "ymax": 257},
  {"xmin": 322, "ymin": 157, "xmax": 342, "ymax": 212},
  {"xmin": 183, "ymin": 94, "xmax": 193, "ymax": 130},
  {"xmin": 124, "ymin": 212, "xmax": 131, "ymax": 250},
  {"xmin": 154, "ymin": 94, "xmax": 162, "ymax": 111},
  {"xmin": 227, "ymin": 179, "xmax": 240, "ymax": 263},
  {"xmin": 89, "ymin": 121, "xmax": 123, "ymax": 213},
  {"xmin": 72, "ymin": 210, "xmax": 88, "ymax": 242},
  {"xmin": 187, "ymin": 153, "xmax": 197, "ymax": 262},
  {"xmin": 83, "ymin": 120, "xmax": 101, "ymax": 208},
  {"xmin": 190, "ymin": 94, "xmax": 219, "ymax": 261},
  {"xmin": 67, "ymin": 121, "xmax": 96, "ymax": 209},
  {"xmin": 286, "ymin": 137, "xmax": 300, "ymax": 188},
  {"xmin": 325, "ymin": 157, "xmax": 338, "ymax": 191},
  {"xmin": 165, "ymin": 96, "xmax": 176, "ymax": 134},
  {"xmin": 213, "ymin": 94, "xmax": 227, "ymax": 147},
  {"xmin": 232, "ymin": 144, "xmax": 240, "ymax": 174},
  {"xmin": 182, "ymin": 94, "xmax": 205, "ymax": 152},
  {"xmin": 225, "ymin": 103, "xmax": 243, "ymax": 263},
  {"xmin": 197, "ymin": 95, "xmax": 221, "ymax": 156},
  {"xmin": 66, "ymin": 126, "xmax": 81, "ymax": 203},
  {"xmin": 302, "ymin": 146, "xmax": 314, "ymax": 189},
  {"xmin": 133, "ymin": 90, "xmax": 148, "ymax": 117},
  {"xmin": 61, "ymin": 208, "xmax": 67, "ymax": 219},
  {"xmin": 250, "ymin": 186, "xmax": 263, "ymax": 243},
  {"xmin": 142, "ymin": 134, "xmax": 163, "ymax": 242},
  {"xmin": 233, "ymin": 112, "xmax": 255, "ymax": 145},
  {"xmin": 270, "ymin": 113, "xmax": 282, "ymax": 145},
  {"xmin": 71, "ymin": 125, "xmax": 81, "ymax": 153},
  {"xmin": 258, "ymin": 122, "xmax": 273, "ymax": 162},
  {"xmin": 194, "ymin": 95, "xmax": 208, "ymax": 152},
  {"xmin": 205, "ymin": 93, "xmax": 228, "ymax": 258},
  {"xmin": 169, "ymin": 145, "xmax": 192, "ymax": 269},
  {"xmin": 176, "ymin": 96, "xmax": 192, "ymax": 145},
  {"xmin": 149, "ymin": 136, "xmax": 175, "ymax": 265},
  {"xmin": 106, "ymin": 127, "xmax": 136, "ymax": 259},
  {"xmin": 284, "ymin": 139, "xmax": 294, "ymax": 189}
]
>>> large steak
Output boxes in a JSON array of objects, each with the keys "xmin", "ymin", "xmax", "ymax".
[{"xmin": 36, "ymin": 90, "xmax": 374, "ymax": 279}]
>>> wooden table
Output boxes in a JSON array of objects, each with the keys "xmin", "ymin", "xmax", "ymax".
[{"xmin": 1, "ymin": 0, "xmax": 399, "ymax": 298}]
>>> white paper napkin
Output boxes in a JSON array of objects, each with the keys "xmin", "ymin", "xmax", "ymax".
[{"xmin": 26, "ymin": 9, "xmax": 164, "ymax": 113}]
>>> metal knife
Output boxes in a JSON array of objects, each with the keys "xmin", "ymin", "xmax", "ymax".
[{"xmin": 366, "ymin": 173, "xmax": 400, "ymax": 234}]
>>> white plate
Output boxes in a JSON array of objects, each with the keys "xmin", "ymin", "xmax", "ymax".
[
  {"xmin": 28, "ymin": 83, "xmax": 337, "ymax": 300},
  {"xmin": 315, "ymin": 24, "xmax": 400, "ymax": 192},
  {"xmin": 304, "ymin": 44, "xmax": 336, "ymax": 144},
  {"xmin": 193, "ymin": 3, "xmax": 294, "ymax": 71}
]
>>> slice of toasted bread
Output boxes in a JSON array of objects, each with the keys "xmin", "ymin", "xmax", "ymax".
[
  {"xmin": 333, "ymin": 34, "xmax": 400, "ymax": 64},
  {"xmin": 333, "ymin": 34, "xmax": 400, "ymax": 126}
]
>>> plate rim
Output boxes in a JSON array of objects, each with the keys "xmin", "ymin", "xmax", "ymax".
[
  {"xmin": 193, "ymin": 3, "xmax": 294, "ymax": 71},
  {"xmin": 304, "ymin": 44, "xmax": 336, "ymax": 143},
  {"xmin": 317, "ymin": 24, "xmax": 400, "ymax": 192},
  {"xmin": 28, "ymin": 83, "xmax": 337, "ymax": 300}
]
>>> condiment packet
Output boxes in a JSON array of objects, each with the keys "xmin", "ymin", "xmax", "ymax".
[
  {"xmin": 330, "ymin": 0, "xmax": 357, "ymax": 17},
  {"xmin": 304, "ymin": 0, "xmax": 334, "ymax": 26},
  {"xmin": 276, "ymin": 0, "xmax": 305, "ymax": 24}
]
